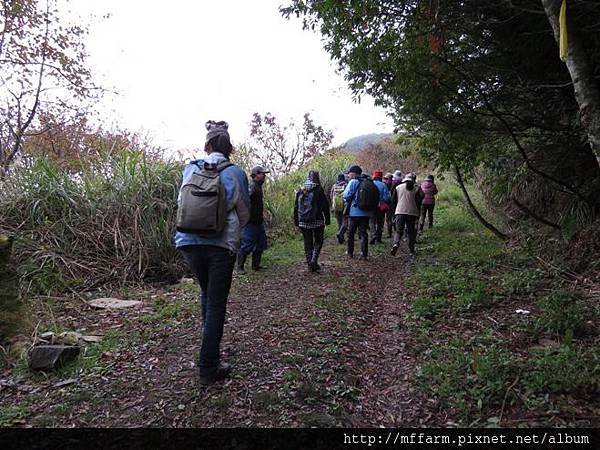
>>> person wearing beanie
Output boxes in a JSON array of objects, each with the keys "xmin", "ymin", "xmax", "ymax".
[
  {"xmin": 391, "ymin": 174, "xmax": 423, "ymax": 256},
  {"xmin": 294, "ymin": 170, "xmax": 331, "ymax": 272},
  {"xmin": 389, "ymin": 169, "xmax": 403, "ymax": 221},
  {"xmin": 383, "ymin": 173, "xmax": 395, "ymax": 238},
  {"xmin": 331, "ymin": 172, "xmax": 349, "ymax": 243},
  {"xmin": 342, "ymin": 164, "xmax": 377, "ymax": 260},
  {"xmin": 369, "ymin": 169, "xmax": 391, "ymax": 245},
  {"xmin": 419, "ymin": 174, "xmax": 439, "ymax": 231},
  {"xmin": 237, "ymin": 165, "xmax": 271, "ymax": 274},
  {"xmin": 174, "ymin": 120, "xmax": 250, "ymax": 385}
]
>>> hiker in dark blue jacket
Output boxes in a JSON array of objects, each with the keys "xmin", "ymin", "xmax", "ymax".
[
  {"xmin": 174, "ymin": 120, "xmax": 250, "ymax": 385},
  {"xmin": 342, "ymin": 165, "xmax": 375, "ymax": 260}
]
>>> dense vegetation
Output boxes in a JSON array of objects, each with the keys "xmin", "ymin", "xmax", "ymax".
[
  {"xmin": 406, "ymin": 181, "xmax": 600, "ymax": 424},
  {"xmin": 0, "ymin": 149, "xmax": 182, "ymax": 294}
]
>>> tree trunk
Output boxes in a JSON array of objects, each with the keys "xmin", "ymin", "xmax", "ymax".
[
  {"xmin": 453, "ymin": 166, "xmax": 509, "ymax": 240},
  {"xmin": 0, "ymin": 234, "xmax": 25, "ymax": 342},
  {"xmin": 542, "ymin": 0, "xmax": 600, "ymax": 170}
]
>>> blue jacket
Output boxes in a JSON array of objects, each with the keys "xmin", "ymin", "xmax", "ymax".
[
  {"xmin": 374, "ymin": 179, "xmax": 391, "ymax": 205},
  {"xmin": 343, "ymin": 176, "xmax": 373, "ymax": 218},
  {"xmin": 174, "ymin": 153, "xmax": 250, "ymax": 252}
]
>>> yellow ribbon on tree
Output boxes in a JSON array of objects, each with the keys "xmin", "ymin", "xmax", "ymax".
[{"xmin": 559, "ymin": 0, "xmax": 568, "ymax": 61}]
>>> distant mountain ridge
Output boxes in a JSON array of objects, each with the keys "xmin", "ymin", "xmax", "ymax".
[{"xmin": 342, "ymin": 133, "xmax": 394, "ymax": 153}]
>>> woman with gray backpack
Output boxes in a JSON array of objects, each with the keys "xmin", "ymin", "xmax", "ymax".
[
  {"xmin": 294, "ymin": 170, "xmax": 331, "ymax": 272},
  {"xmin": 174, "ymin": 120, "xmax": 250, "ymax": 385}
]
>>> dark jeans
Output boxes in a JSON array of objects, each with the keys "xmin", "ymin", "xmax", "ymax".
[
  {"xmin": 419, "ymin": 204, "xmax": 435, "ymax": 230},
  {"xmin": 393, "ymin": 214, "xmax": 417, "ymax": 253},
  {"xmin": 385, "ymin": 209, "xmax": 395, "ymax": 237},
  {"xmin": 347, "ymin": 216, "xmax": 370, "ymax": 257},
  {"xmin": 370, "ymin": 210, "xmax": 385, "ymax": 242},
  {"xmin": 300, "ymin": 226, "xmax": 324, "ymax": 263},
  {"xmin": 180, "ymin": 245, "xmax": 236, "ymax": 374}
]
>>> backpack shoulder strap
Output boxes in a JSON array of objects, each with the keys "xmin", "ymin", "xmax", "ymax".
[
  {"xmin": 192, "ymin": 160, "xmax": 234, "ymax": 172},
  {"xmin": 216, "ymin": 161, "xmax": 234, "ymax": 172}
]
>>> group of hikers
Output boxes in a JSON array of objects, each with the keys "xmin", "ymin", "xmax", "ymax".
[
  {"xmin": 174, "ymin": 121, "xmax": 439, "ymax": 385},
  {"xmin": 290, "ymin": 165, "xmax": 439, "ymax": 272}
]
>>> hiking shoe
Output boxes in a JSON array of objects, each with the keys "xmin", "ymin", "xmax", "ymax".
[
  {"xmin": 337, "ymin": 234, "xmax": 344, "ymax": 244},
  {"xmin": 252, "ymin": 265, "xmax": 266, "ymax": 271},
  {"xmin": 390, "ymin": 245, "xmax": 399, "ymax": 256},
  {"xmin": 347, "ymin": 253, "xmax": 354, "ymax": 259},
  {"xmin": 235, "ymin": 267, "xmax": 246, "ymax": 275},
  {"xmin": 359, "ymin": 254, "xmax": 368, "ymax": 261},
  {"xmin": 369, "ymin": 238, "xmax": 376, "ymax": 245},
  {"xmin": 198, "ymin": 363, "xmax": 232, "ymax": 385}
]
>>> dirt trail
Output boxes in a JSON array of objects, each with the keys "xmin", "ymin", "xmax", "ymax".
[
  {"xmin": 1, "ymin": 237, "xmax": 439, "ymax": 427},
  {"xmin": 346, "ymin": 254, "xmax": 437, "ymax": 427}
]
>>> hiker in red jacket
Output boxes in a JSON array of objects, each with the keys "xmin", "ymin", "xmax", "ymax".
[{"xmin": 419, "ymin": 174, "xmax": 439, "ymax": 231}]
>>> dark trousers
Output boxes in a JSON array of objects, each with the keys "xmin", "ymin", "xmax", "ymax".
[
  {"xmin": 240, "ymin": 223, "xmax": 268, "ymax": 256},
  {"xmin": 335, "ymin": 211, "xmax": 348, "ymax": 239},
  {"xmin": 370, "ymin": 210, "xmax": 385, "ymax": 242},
  {"xmin": 347, "ymin": 216, "xmax": 370, "ymax": 257},
  {"xmin": 419, "ymin": 204, "xmax": 435, "ymax": 230},
  {"xmin": 180, "ymin": 245, "xmax": 236, "ymax": 374},
  {"xmin": 393, "ymin": 214, "xmax": 417, "ymax": 253},
  {"xmin": 300, "ymin": 226, "xmax": 324, "ymax": 264},
  {"xmin": 385, "ymin": 209, "xmax": 395, "ymax": 237}
]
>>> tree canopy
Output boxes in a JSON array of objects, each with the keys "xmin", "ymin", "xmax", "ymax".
[{"xmin": 282, "ymin": 0, "xmax": 600, "ymax": 227}]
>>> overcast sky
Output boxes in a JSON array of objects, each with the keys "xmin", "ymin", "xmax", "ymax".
[{"xmin": 71, "ymin": 0, "xmax": 392, "ymax": 156}]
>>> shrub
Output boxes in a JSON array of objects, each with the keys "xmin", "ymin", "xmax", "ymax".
[{"xmin": 0, "ymin": 149, "xmax": 183, "ymax": 293}]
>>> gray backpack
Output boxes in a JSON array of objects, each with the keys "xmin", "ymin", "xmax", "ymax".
[{"xmin": 176, "ymin": 160, "xmax": 233, "ymax": 237}]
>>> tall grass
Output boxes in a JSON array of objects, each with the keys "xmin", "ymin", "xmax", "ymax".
[
  {"xmin": 0, "ymin": 148, "xmax": 354, "ymax": 294},
  {"xmin": 0, "ymin": 149, "xmax": 183, "ymax": 293}
]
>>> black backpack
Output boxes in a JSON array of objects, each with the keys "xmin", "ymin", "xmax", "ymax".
[
  {"xmin": 357, "ymin": 178, "xmax": 380, "ymax": 211},
  {"xmin": 297, "ymin": 189, "xmax": 318, "ymax": 222}
]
